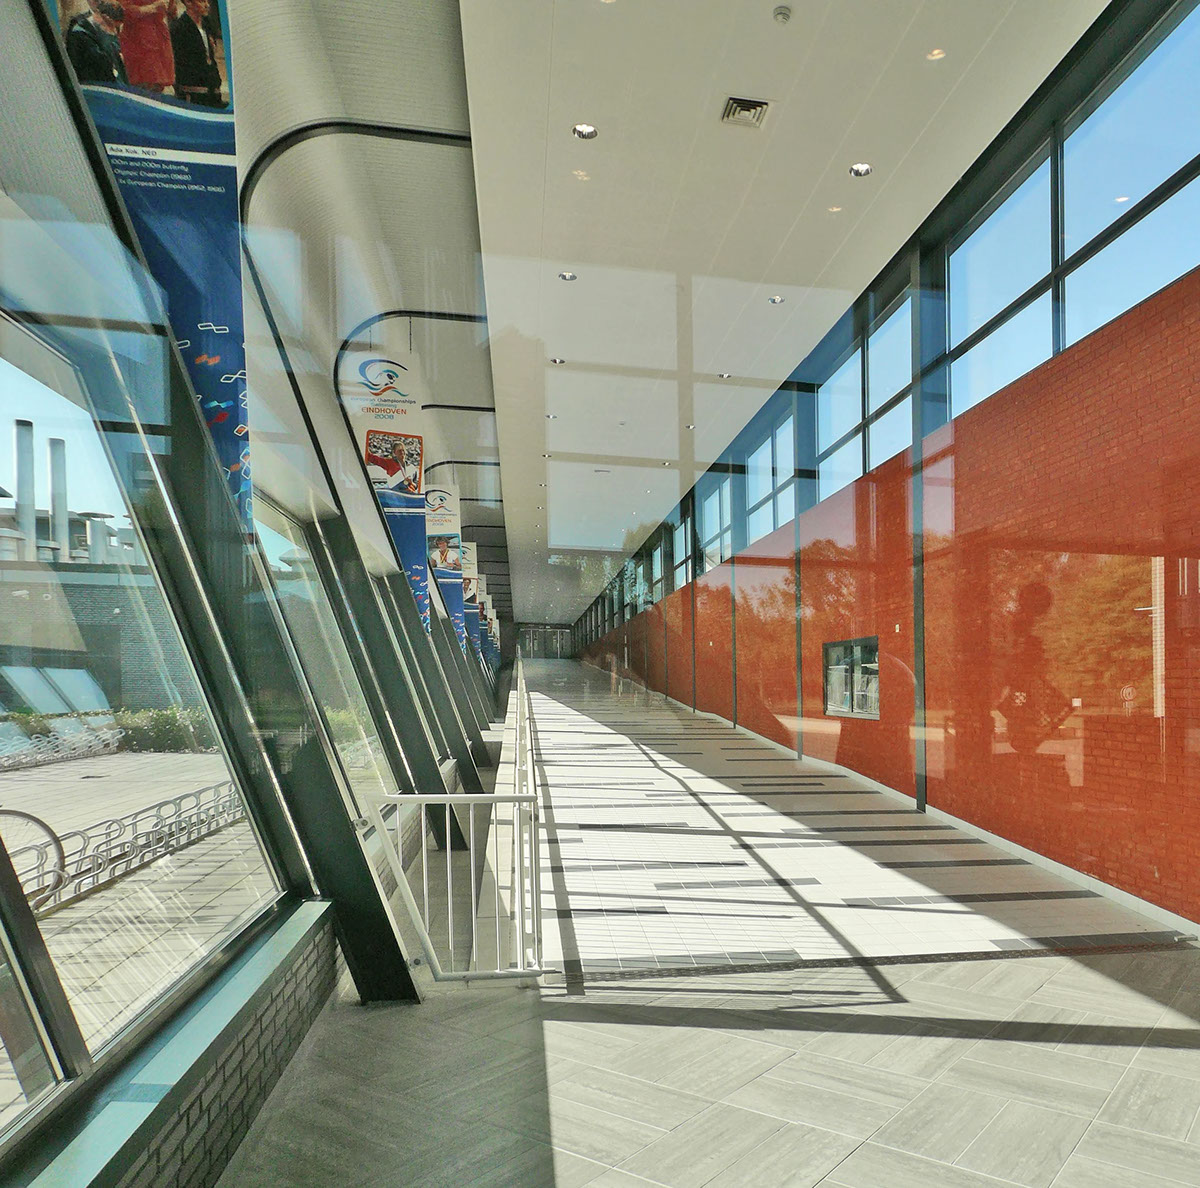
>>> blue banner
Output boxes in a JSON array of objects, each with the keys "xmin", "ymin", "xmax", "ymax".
[
  {"xmin": 378, "ymin": 490, "xmax": 429, "ymax": 627},
  {"xmin": 435, "ymin": 572, "xmax": 466, "ymax": 651},
  {"xmin": 54, "ymin": 2, "xmax": 250, "ymax": 523}
]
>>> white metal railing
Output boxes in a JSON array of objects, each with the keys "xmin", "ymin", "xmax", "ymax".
[{"xmin": 363, "ymin": 650, "xmax": 545, "ymax": 981}]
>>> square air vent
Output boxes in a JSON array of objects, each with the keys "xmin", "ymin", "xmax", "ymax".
[{"xmin": 721, "ymin": 96, "xmax": 769, "ymax": 128}]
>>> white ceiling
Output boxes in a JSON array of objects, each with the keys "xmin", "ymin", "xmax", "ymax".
[{"xmin": 459, "ymin": 0, "xmax": 1111, "ymax": 624}]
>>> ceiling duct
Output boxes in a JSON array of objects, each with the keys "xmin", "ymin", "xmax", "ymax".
[{"xmin": 720, "ymin": 96, "xmax": 769, "ymax": 128}]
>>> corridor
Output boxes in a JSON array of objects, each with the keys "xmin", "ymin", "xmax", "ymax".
[{"xmin": 221, "ymin": 660, "xmax": 1200, "ymax": 1188}]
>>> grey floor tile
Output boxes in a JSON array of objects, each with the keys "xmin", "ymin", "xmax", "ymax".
[
  {"xmin": 617, "ymin": 1102, "xmax": 785, "ymax": 1187},
  {"xmin": 1051, "ymin": 1154, "xmax": 1184, "ymax": 1188},
  {"xmin": 1132, "ymin": 1028, "xmax": 1200, "ymax": 1082},
  {"xmin": 553, "ymin": 1064, "xmax": 712, "ymax": 1129},
  {"xmin": 825, "ymin": 1142, "xmax": 1018, "ymax": 1187},
  {"xmin": 938, "ymin": 1058, "xmax": 1110, "ymax": 1118},
  {"xmin": 496, "ymin": 1092, "xmax": 666, "ymax": 1165},
  {"xmin": 724, "ymin": 1073, "xmax": 898, "ymax": 1138},
  {"xmin": 586, "ymin": 1171, "xmax": 666, "ymax": 1188},
  {"xmin": 964, "ymin": 1038, "xmax": 1125, "ymax": 1090},
  {"xmin": 654, "ymin": 1033, "xmax": 791, "ymax": 1098},
  {"xmin": 954, "ymin": 1101, "xmax": 1088, "ymax": 1187},
  {"xmin": 704, "ymin": 1122, "xmax": 858, "ymax": 1188},
  {"xmin": 769, "ymin": 1050, "xmax": 928, "ymax": 1108},
  {"xmin": 871, "ymin": 1083, "xmax": 1006, "ymax": 1163},
  {"xmin": 1075, "ymin": 1120, "xmax": 1200, "ymax": 1185},
  {"xmin": 866, "ymin": 1024, "xmax": 977, "ymax": 1079},
  {"xmin": 1095, "ymin": 1067, "xmax": 1200, "ymax": 1139}
]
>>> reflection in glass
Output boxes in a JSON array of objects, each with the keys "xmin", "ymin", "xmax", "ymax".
[
  {"xmin": 817, "ymin": 349, "xmax": 862, "ymax": 453},
  {"xmin": 868, "ymin": 298, "xmax": 911, "ymax": 412},
  {"xmin": 868, "ymin": 397, "xmax": 912, "ymax": 468},
  {"xmin": 254, "ymin": 507, "xmax": 397, "ymax": 809},
  {"xmin": 950, "ymin": 293, "xmax": 1053, "ymax": 418},
  {"xmin": 823, "ymin": 638, "xmax": 879, "ymax": 718},
  {"xmin": 1064, "ymin": 2, "xmax": 1200, "ymax": 252},
  {"xmin": 949, "ymin": 158, "xmax": 1050, "ymax": 347},
  {"xmin": 0, "ymin": 931, "xmax": 57, "ymax": 1132},
  {"xmin": 818, "ymin": 434, "xmax": 862, "ymax": 501},
  {"xmin": 0, "ymin": 332, "xmax": 278, "ymax": 1052},
  {"xmin": 1065, "ymin": 172, "xmax": 1200, "ymax": 346}
]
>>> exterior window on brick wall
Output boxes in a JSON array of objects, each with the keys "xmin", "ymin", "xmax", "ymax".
[
  {"xmin": 673, "ymin": 512, "xmax": 693, "ymax": 589},
  {"xmin": 746, "ymin": 414, "xmax": 796, "ymax": 545},
  {"xmin": 700, "ymin": 476, "xmax": 732, "ymax": 570}
]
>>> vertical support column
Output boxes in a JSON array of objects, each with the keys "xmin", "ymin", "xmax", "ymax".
[
  {"xmin": 14, "ymin": 420, "xmax": 35, "ymax": 562},
  {"xmin": 48, "ymin": 438, "xmax": 69, "ymax": 562}
]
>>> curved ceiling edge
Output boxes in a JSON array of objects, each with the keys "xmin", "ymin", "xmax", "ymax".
[{"xmin": 240, "ymin": 119, "xmax": 472, "ymax": 225}]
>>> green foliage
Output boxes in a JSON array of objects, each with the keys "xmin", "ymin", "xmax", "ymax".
[{"xmin": 111, "ymin": 707, "xmax": 218, "ymax": 752}]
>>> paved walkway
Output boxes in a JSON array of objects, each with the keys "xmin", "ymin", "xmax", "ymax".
[{"xmin": 220, "ymin": 660, "xmax": 1200, "ymax": 1188}]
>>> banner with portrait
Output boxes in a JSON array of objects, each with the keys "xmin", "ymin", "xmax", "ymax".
[
  {"xmin": 336, "ymin": 344, "xmax": 429, "ymax": 629},
  {"xmin": 460, "ymin": 540, "xmax": 482, "ymax": 659},
  {"xmin": 52, "ymin": 0, "xmax": 251, "ymax": 524},
  {"xmin": 425, "ymin": 482, "xmax": 466, "ymax": 651}
]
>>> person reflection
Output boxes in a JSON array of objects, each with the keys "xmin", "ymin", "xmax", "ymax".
[{"xmin": 998, "ymin": 581, "xmax": 1071, "ymax": 769}]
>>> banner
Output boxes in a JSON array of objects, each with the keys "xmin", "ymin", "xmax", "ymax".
[
  {"xmin": 425, "ymin": 483, "xmax": 466, "ymax": 650},
  {"xmin": 336, "ymin": 344, "xmax": 429, "ymax": 628},
  {"xmin": 460, "ymin": 540, "xmax": 482, "ymax": 659},
  {"xmin": 54, "ymin": 0, "xmax": 250, "ymax": 524}
]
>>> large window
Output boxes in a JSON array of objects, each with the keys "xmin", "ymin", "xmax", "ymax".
[
  {"xmin": 0, "ymin": 319, "xmax": 279, "ymax": 1069},
  {"xmin": 672, "ymin": 511, "xmax": 693, "ymax": 590},
  {"xmin": 1063, "ymin": 2, "xmax": 1200, "ymax": 253},
  {"xmin": 817, "ymin": 349, "xmax": 862, "ymax": 454},
  {"xmin": 746, "ymin": 415, "xmax": 796, "ymax": 544},
  {"xmin": 699, "ymin": 476, "xmax": 732, "ymax": 569},
  {"xmin": 948, "ymin": 155, "xmax": 1051, "ymax": 348}
]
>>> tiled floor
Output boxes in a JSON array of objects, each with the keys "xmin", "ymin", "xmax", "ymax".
[{"xmin": 220, "ymin": 661, "xmax": 1200, "ymax": 1187}]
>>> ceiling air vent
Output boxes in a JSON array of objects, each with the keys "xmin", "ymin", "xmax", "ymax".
[{"xmin": 721, "ymin": 96, "xmax": 769, "ymax": 129}]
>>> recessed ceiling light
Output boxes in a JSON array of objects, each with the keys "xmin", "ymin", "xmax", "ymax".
[
  {"xmin": 546, "ymin": 413, "xmax": 557, "ymax": 419},
  {"xmin": 718, "ymin": 372, "xmax": 732, "ymax": 378},
  {"xmin": 537, "ymin": 505, "xmax": 543, "ymax": 510},
  {"xmin": 550, "ymin": 357, "xmax": 565, "ymax": 365},
  {"xmin": 684, "ymin": 423, "xmax": 696, "ymax": 429},
  {"xmin": 539, "ymin": 482, "xmax": 547, "ymax": 487},
  {"xmin": 768, "ymin": 295, "xmax": 785, "ymax": 305},
  {"xmin": 1115, "ymin": 195, "xmax": 1130, "ymax": 203},
  {"xmin": 926, "ymin": 48, "xmax": 946, "ymax": 60},
  {"xmin": 572, "ymin": 123, "xmax": 598, "ymax": 140},
  {"xmin": 827, "ymin": 205, "xmax": 842, "ymax": 213},
  {"xmin": 572, "ymin": 169, "xmax": 591, "ymax": 181},
  {"xmin": 849, "ymin": 162, "xmax": 873, "ymax": 177},
  {"xmin": 558, "ymin": 270, "xmax": 577, "ymax": 281},
  {"xmin": 542, "ymin": 453, "xmax": 552, "ymax": 459},
  {"xmin": 661, "ymin": 461, "xmax": 671, "ymax": 466}
]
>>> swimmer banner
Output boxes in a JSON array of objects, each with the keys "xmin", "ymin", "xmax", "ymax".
[
  {"xmin": 51, "ymin": 0, "xmax": 251, "ymax": 525},
  {"xmin": 425, "ymin": 483, "xmax": 467, "ymax": 651},
  {"xmin": 337, "ymin": 343, "xmax": 430, "ymax": 630}
]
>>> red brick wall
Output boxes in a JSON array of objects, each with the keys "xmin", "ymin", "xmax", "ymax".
[{"xmin": 579, "ymin": 268, "xmax": 1200, "ymax": 922}]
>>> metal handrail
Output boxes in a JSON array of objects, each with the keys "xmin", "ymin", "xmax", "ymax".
[{"xmin": 363, "ymin": 648, "xmax": 545, "ymax": 982}]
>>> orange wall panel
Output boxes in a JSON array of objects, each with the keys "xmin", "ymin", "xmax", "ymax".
[
  {"xmin": 922, "ymin": 267, "xmax": 1200, "ymax": 921},
  {"xmin": 694, "ymin": 564, "xmax": 734, "ymax": 721},
  {"xmin": 733, "ymin": 524, "xmax": 797, "ymax": 750},
  {"xmin": 797, "ymin": 450, "xmax": 917, "ymax": 796},
  {"xmin": 663, "ymin": 587, "xmax": 694, "ymax": 708}
]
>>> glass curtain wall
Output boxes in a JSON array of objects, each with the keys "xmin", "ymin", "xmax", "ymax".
[{"xmin": 578, "ymin": 0, "xmax": 1200, "ymax": 648}]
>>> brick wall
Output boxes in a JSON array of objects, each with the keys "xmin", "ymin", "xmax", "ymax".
[
  {"xmin": 582, "ymin": 267, "xmax": 1200, "ymax": 923},
  {"xmin": 114, "ymin": 919, "xmax": 337, "ymax": 1188}
]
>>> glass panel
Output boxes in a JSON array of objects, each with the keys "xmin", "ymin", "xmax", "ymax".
[
  {"xmin": 254, "ymin": 509, "xmax": 397, "ymax": 808},
  {"xmin": 774, "ymin": 482, "xmax": 795, "ymax": 527},
  {"xmin": 868, "ymin": 298, "xmax": 912, "ymax": 412},
  {"xmin": 774, "ymin": 417, "xmax": 794, "ymax": 488},
  {"xmin": 949, "ymin": 157, "xmax": 1050, "ymax": 347},
  {"xmin": 824, "ymin": 642, "xmax": 852, "ymax": 713},
  {"xmin": 868, "ymin": 396, "xmax": 912, "ymax": 468},
  {"xmin": 0, "ymin": 334, "xmax": 278, "ymax": 1052},
  {"xmin": 0, "ymin": 934, "xmax": 57, "ymax": 1132},
  {"xmin": 1064, "ymin": 3, "xmax": 1200, "ymax": 252},
  {"xmin": 817, "ymin": 349, "xmax": 862, "ymax": 453},
  {"xmin": 950, "ymin": 293, "xmax": 1052, "ymax": 418},
  {"xmin": 746, "ymin": 438, "xmax": 772, "ymax": 508},
  {"xmin": 853, "ymin": 639, "xmax": 880, "ymax": 717},
  {"xmin": 747, "ymin": 502, "xmax": 773, "ymax": 544},
  {"xmin": 702, "ymin": 489, "xmax": 720, "ymax": 547},
  {"xmin": 818, "ymin": 433, "xmax": 863, "ymax": 501},
  {"xmin": 1065, "ymin": 171, "xmax": 1200, "ymax": 346}
]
